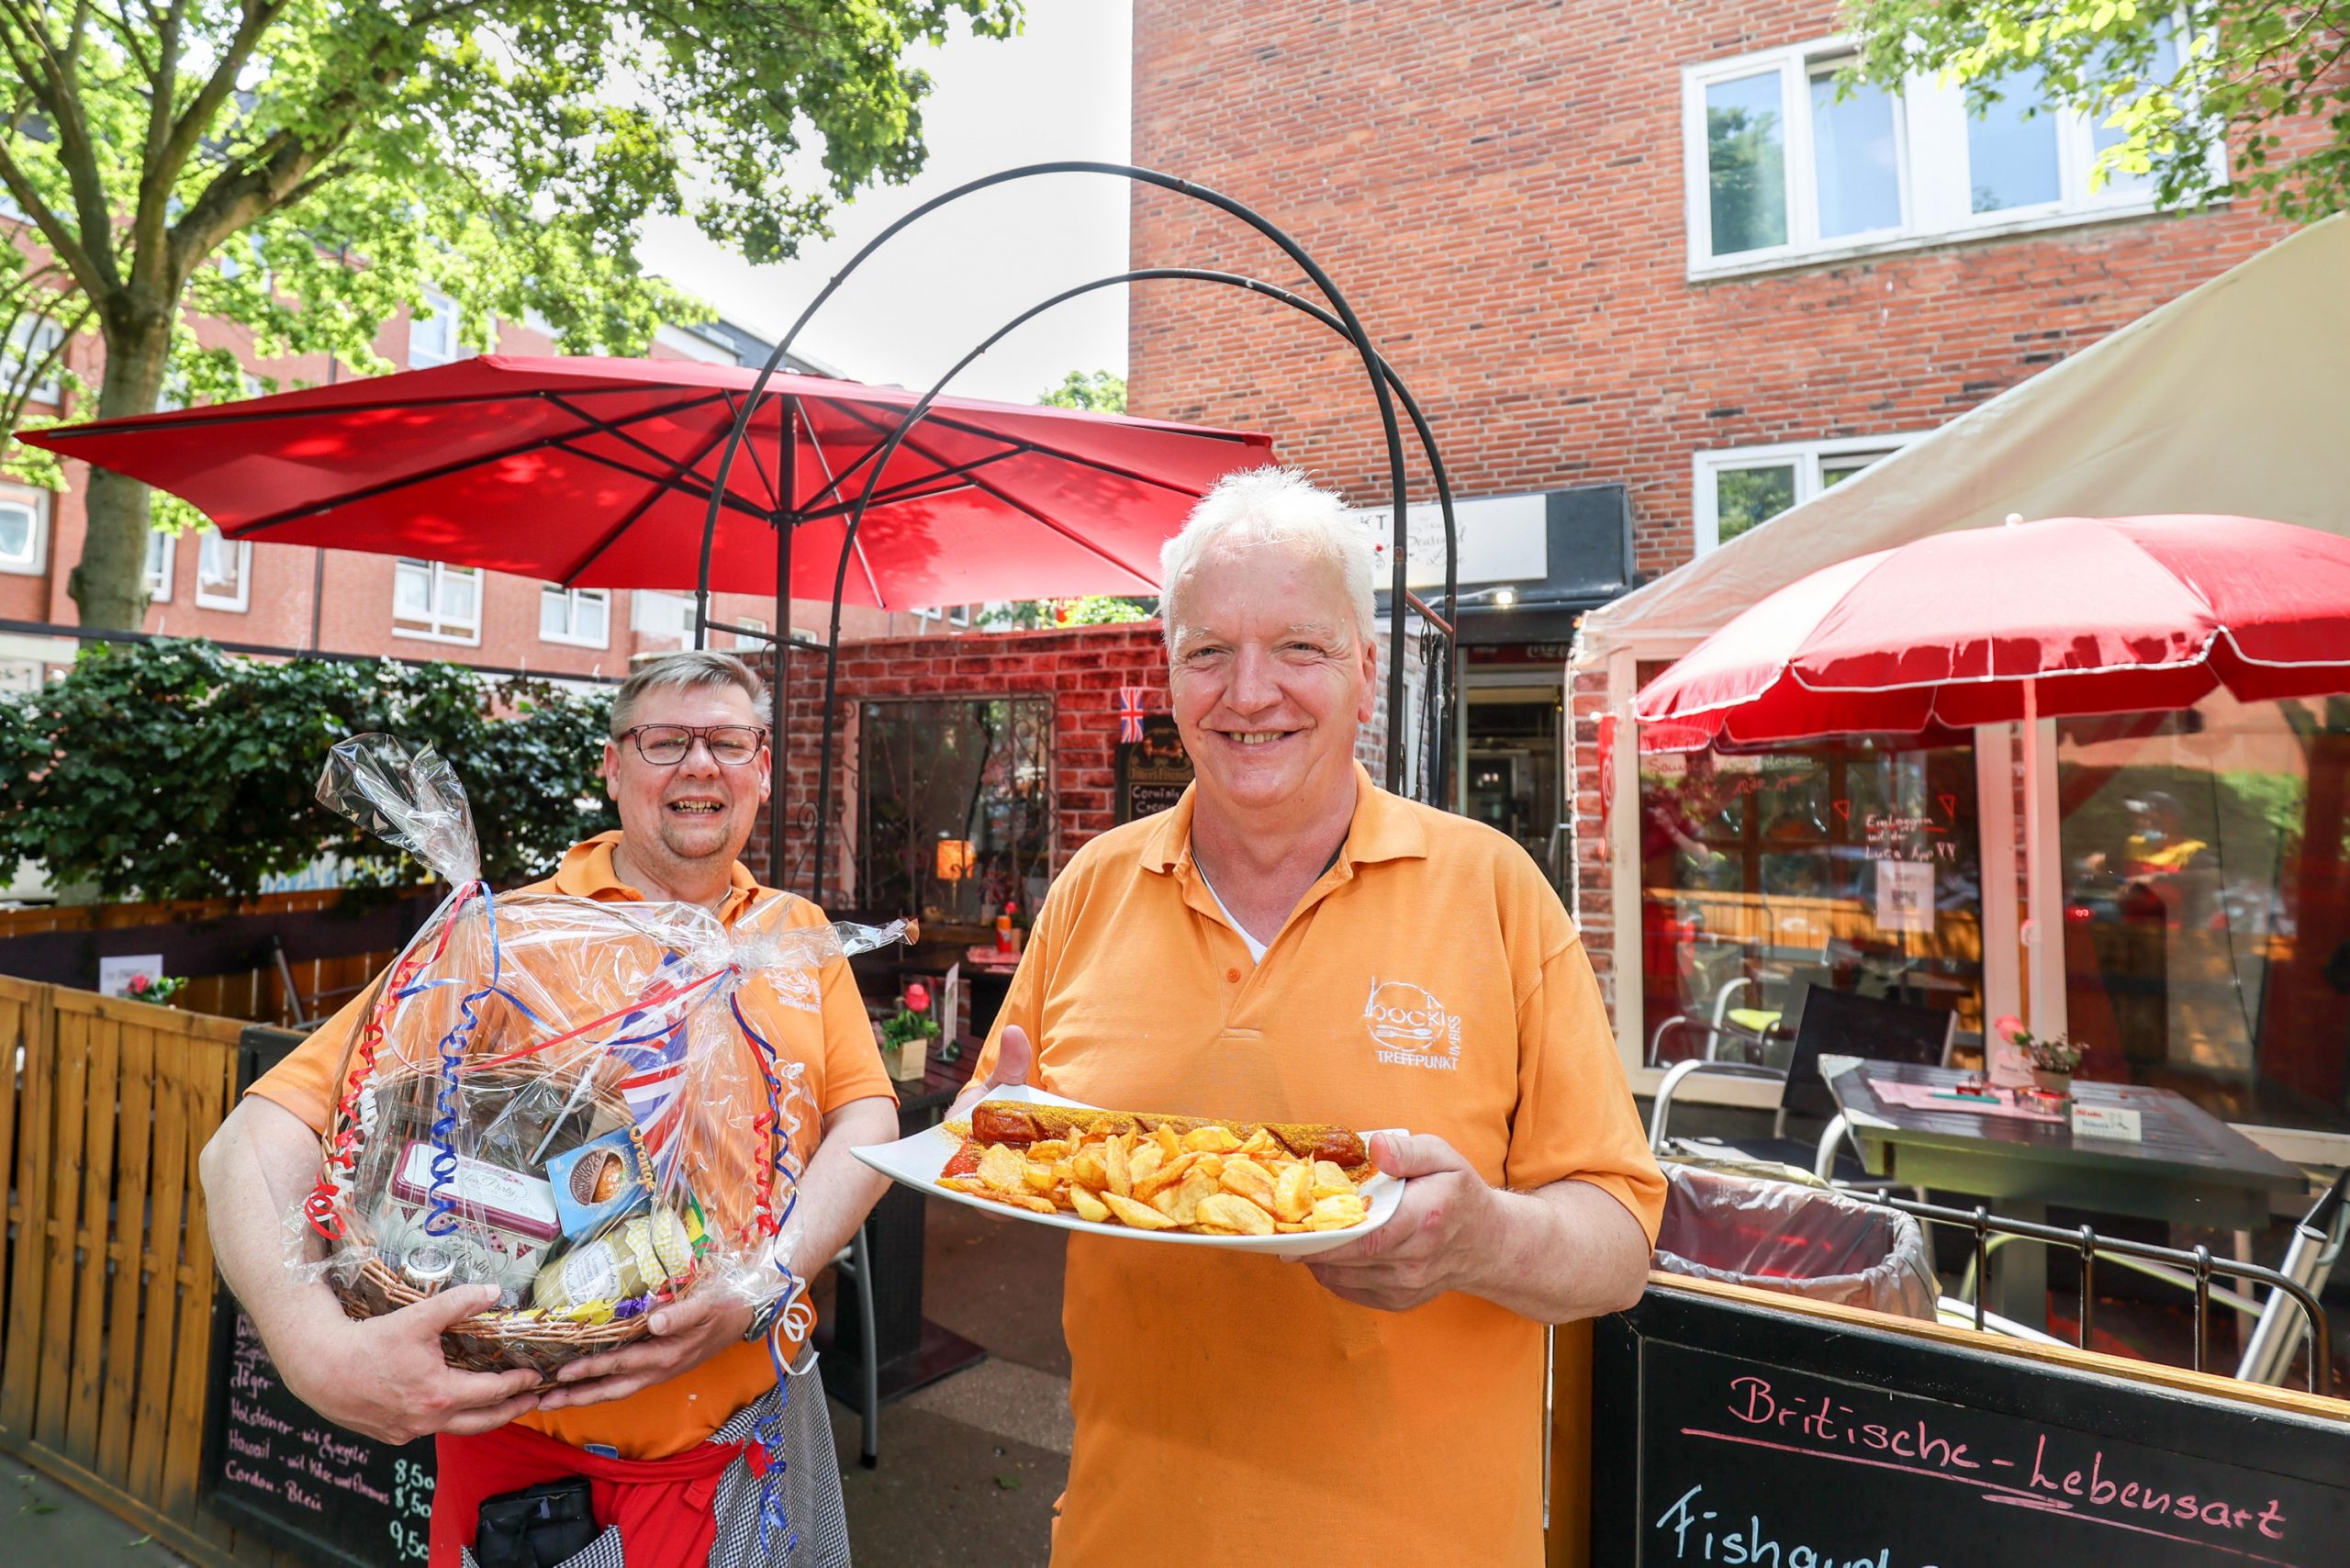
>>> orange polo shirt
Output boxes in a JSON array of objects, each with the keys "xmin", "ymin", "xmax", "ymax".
[
  {"xmin": 249, "ymin": 832, "xmax": 896, "ymax": 1459},
  {"xmin": 976, "ymin": 765, "xmax": 1665, "ymax": 1568}
]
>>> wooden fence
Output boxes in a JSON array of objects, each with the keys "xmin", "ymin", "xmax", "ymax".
[
  {"xmin": 0, "ymin": 976, "xmax": 289, "ymax": 1566},
  {"xmin": 0, "ymin": 888, "xmax": 413, "ymax": 1027}
]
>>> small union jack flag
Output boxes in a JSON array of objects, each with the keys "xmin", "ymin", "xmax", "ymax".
[{"xmin": 1117, "ymin": 686, "xmax": 1147, "ymax": 744}]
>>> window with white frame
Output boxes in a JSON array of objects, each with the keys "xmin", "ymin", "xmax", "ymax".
[
  {"xmin": 393, "ymin": 557, "xmax": 481, "ymax": 642},
  {"xmin": 1694, "ymin": 435, "xmax": 1921, "ymax": 554},
  {"xmin": 1684, "ymin": 22, "xmax": 2192, "ymax": 274},
  {"xmin": 3, "ymin": 318, "xmax": 67, "ymax": 405},
  {"xmin": 0, "ymin": 487, "xmax": 45, "ymax": 576},
  {"xmin": 145, "ymin": 529, "xmax": 175, "ymax": 600},
  {"xmin": 539, "ymin": 585, "xmax": 610, "ymax": 647},
  {"xmin": 732, "ymin": 615, "xmax": 768, "ymax": 652},
  {"xmin": 195, "ymin": 526, "xmax": 252, "ymax": 611},
  {"xmin": 632, "ymin": 589, "xmax": 695, "ymax": 647},
  {"xmin": 408, "ymin": 289, "xmax": 465, "ymax": 368}
]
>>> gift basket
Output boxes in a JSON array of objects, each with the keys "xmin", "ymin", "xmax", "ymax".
[{"xmin": 296, "ymin": 734, "xmax": 912, "ymax": 1384}]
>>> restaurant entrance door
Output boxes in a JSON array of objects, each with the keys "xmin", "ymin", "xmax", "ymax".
[{"xmin": 1463, "ymin": 673, "xmax": 1566, "ymax": 893}]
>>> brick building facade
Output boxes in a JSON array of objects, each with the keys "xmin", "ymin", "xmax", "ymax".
[{"xmin": 1125, "ymin": 0, "xmax": 2300, "ymax": 1019}]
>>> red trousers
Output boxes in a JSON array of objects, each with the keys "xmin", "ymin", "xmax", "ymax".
[{"xmin": 431, "ymin": 1421, "xmax": 748, "ymax": 1568}]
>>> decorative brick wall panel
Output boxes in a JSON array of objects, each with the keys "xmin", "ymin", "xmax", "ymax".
[{"xmin": 745, "ymin": 622, "xmax": 1176, "ymax": 907}]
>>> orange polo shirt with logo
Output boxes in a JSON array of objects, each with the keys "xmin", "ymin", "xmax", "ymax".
[
  {"xmin": 248, "ymin": 832, "xmax": 895, "ymax": 1460},
  {"xmin": 976, "ymin": 764, "xmax": 1665, "ymax": 1567}
]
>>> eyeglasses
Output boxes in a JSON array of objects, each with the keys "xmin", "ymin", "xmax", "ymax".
[{"xmin": 614, "ymin": 724, "xmax": 769, "ymax": 767}]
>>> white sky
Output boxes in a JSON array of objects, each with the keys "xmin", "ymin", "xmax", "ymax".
[{"xmin": 638, "ymin": 0, "xmax": 1132, "ymax": 404}]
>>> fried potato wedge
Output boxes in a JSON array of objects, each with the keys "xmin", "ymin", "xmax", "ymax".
[
  {"xmin": 1195, "ymin": 1193, "xmax": 1275, "ymax": 1236},
  {"xmin": 1102, "ymin": 1192, "xmax": 1177, "ymax": 1230}
]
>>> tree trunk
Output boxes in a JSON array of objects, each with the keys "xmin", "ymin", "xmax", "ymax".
[{"xmin": 67, "ymin": 313, "xmax": 173, "ymax": 629}]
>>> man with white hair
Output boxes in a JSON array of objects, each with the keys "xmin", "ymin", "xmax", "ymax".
[{"xmin": 957, "ymin": 467, "xmax": 1664, "ymax": 1565}]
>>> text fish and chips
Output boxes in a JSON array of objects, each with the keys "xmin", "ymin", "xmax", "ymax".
[{"xmin": 939, "ymin": 1101, "xmax": 1378, "ymax": 1236}]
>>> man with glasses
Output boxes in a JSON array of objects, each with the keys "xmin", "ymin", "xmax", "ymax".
[{"xmin": 201, "ymin": 652, "xmax": 896, "ymax": 1566}]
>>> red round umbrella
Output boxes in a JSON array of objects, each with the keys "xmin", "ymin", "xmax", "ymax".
[
  {"xmin": 1635, "ymin": 514, "xmax": 2350, "ymax": 746},
  {"xmin": 22, "ymin": 354, "xmax": 1276, "ymax": 609}
]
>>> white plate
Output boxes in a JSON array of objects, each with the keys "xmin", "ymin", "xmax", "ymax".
[{"xmin": 853, "ymin": 1083, "xmax": 1407, "ymax": 1259}]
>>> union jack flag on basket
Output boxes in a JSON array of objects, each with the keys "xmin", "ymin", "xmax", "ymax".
[
  {"xmin": 1117, "ymin": 686, "xmax": 1147, "ymax": 744},
  {"xmin": 604, "ymin": 963, "xmax": 698, "ymax": 1178}
]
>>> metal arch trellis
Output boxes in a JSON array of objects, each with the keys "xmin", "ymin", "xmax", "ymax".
[
  {"xmin": 791, "ymin": 265, "xmax": 1460, "ymax": 906},
  {"xmin": 691, "ymin": 162, "xmax": 1458, "ymax": 897}
]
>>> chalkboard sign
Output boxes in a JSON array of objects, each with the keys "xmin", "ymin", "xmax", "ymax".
[
  {"xmin": 1594, "ymin": 1283, "xmax": 2350, "ymax": 1567},
  {"xmin": 1115, "ymin": 712, "xmax": 1192, "ymax": 824},
  {"xmin": 203, "ymin": 1303, "xmax": 436, "ymax": 1567},
  {"xmin": 200, "ymin": 1023, "xmax": 437, "ymax": 1568}
]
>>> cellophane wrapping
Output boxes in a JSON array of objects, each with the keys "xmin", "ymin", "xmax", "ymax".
[{"xmin": 295, "ymin": 734, "xmax": 909, "ymax": 1374}]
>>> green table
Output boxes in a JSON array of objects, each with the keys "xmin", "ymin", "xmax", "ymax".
[{"xmin": 1822, "ymin": 1057, "xmax": 2309, "ymax": 1330}]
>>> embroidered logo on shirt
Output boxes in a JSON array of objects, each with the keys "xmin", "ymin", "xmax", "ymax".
[
  {"xmin": 1363, "ymin": 979, "xmax": 1462, "ymax": 1070},
  {"xmin": 764, "ymin": 970, "xmax": 822, "ymax": 1014}
]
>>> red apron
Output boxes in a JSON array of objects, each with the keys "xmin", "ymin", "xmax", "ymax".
[{"xmin": 431, "ymin": 1421, "xmax": 748, "ymax": 1568}]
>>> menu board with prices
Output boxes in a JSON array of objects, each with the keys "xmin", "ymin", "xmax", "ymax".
[{"xmin": 203, "ymin": 1299, "xmax": 437, "ymax": 1566}]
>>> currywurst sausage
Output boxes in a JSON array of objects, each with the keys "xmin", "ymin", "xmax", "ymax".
[{"xmin": 968, "ymin": 1100, "xmax": 1370, "ymax": 1173}]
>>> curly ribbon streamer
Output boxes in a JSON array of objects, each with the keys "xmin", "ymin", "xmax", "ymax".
[
  {"xmin": 423, "ymin": 882, "xmax": 507, "ymax": 1237},
  {"xmin": 731, "ymin": 988, "xmax": 811, "ymax": 1556},
  {"xmin": 303, "ymin": 881, "xmax": 480, "ymax": 1240}
]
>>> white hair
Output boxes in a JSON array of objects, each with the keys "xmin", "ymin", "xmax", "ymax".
[{"xmin": 1158, "ymin": 467, "xmax": 1378, "ymax": 644}]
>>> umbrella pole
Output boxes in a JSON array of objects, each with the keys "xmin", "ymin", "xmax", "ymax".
[
  {"xmin": 2020, "ymin": 676, "xmax": 2066, "ymax": 1045},
  {"xmin": 770, "ymin": 407, "xmax": 797, "ymax": 890}
]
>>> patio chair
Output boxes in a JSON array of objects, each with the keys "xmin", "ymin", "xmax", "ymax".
[
  {"xmin": 829, "ymin": 1224, "xmax": 882, "ymax": 1467},
  {"xmin": 1648, "ymin": 984, "xmax": 1957, "ymax": 1184},
  {"xmin": 1645, "ymin": 948, "xmax": 1823, "ymax": 1068}
]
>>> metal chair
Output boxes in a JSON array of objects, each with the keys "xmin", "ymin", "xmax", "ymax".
[
  {"xmin": 1645, "ymin": 946, "xmax": 1820, "ymax": 1068},
  {"xmin": 829, "ymin": 1225, "xmax": 881, "ymax": 1467},
  {"xmin": 1649, "ymin": 984, "xmax": 1957, "ymax": 1184}
]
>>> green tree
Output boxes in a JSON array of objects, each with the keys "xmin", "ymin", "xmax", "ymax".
[
  {"xmin": 1839, "ymin": 2, "xmax": 2350, "ymax": 220},
  {"xmin": 0, "ymin": 637, "xmax": 617, "ymax": 899},
  {"xmin": 0, "ymin": 0, "xmax": 1021, "ymax": 631},
  {"xmin": 1038, "ymin": 367, "xmax": 1125, "ymax": 413}
]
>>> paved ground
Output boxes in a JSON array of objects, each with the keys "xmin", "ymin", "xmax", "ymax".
[
  {"xmin": 822, "ymin": 1195, "xmax": 1072, "ymax": 1566},
  {"xmin": 7, "ymin": 1466, "xmax": 194, "ymax": 1565}
]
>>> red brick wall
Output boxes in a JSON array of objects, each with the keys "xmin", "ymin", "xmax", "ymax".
[
  {"xmin": 745, "ymin": 622, "xmax": 1178, "ymax": 906},
  {"xmin": 1127, "ymin": 0, "xmax": 2295, "ymax": 577}
]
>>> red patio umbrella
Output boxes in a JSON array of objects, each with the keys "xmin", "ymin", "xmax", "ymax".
[
  {"xmin": 1634, "ymin": 515, "xmax": 2350, "ymax": 746},
  {"xmin": 22, "ymin": 354, "xmax": 1276, "ymax": 610},
  {"xmin": 1631, "ymin": 513, "xmax": 2350, "ymax": 1043}
]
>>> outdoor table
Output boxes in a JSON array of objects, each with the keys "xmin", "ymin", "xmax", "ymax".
[
  {"xmin": 822, "ymin": 1047, "xmax": 987, "ymax": 1407},
  {"xmin": 1820, "ymin": 1056, "xmax": 2309, "ymax": 1331}
]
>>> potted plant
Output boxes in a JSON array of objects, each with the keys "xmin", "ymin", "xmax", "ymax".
[
  {"xmin": 126, "ymin": 971, "xmax": 188, "ymax": 1006},
  {"xmin": 880, "ymin": 982, "xmax": 942, "ymax": 1082},
  {"xmin": 1996, "ymin": 1015, "xmax": 2083, "ymax": 1094}
]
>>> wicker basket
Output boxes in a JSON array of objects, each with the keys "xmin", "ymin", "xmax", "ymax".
[
  {"xmin": 324, "ymin": 1064, "xmax": 692, "ymax": 1381},
  {"xmin": 333, "ymin": 1255, "xmax": 671, "ymax": 1380}
]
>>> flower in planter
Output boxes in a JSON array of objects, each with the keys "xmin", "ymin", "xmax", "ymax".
[
  {"xmin": 126, "ymin": 972, "xmax": 188, "ymax": 1004},
  {"xmin": 1996, "ymin": 1015, "xmax": 2083, "ymax": 1076}
]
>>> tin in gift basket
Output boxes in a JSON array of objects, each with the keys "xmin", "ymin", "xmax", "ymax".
[{"xmin": 294, "ymin": 734, "xmax": 912, "ymax": 1384}]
